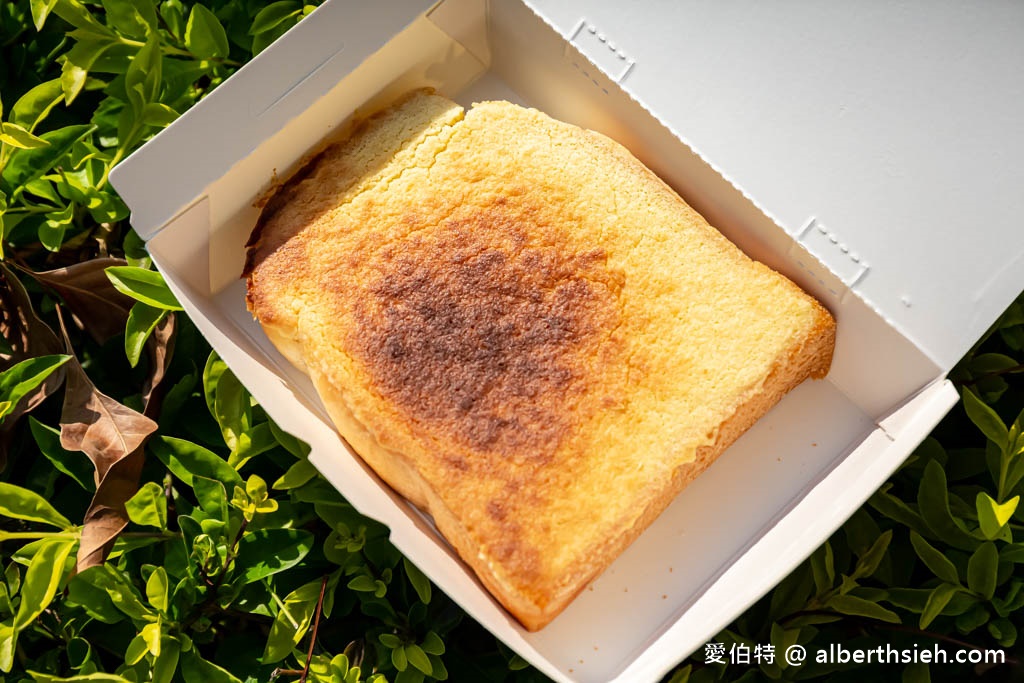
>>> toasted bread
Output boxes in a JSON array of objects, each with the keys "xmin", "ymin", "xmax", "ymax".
[{"xmin": 244, "ymin": 90, "xmax": 835, "ymax": 630}]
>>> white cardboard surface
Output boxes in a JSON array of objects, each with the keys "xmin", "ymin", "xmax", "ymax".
[
  {"xmin": 528, "ymin": 0, "xmax": 1024, "ymax": 372},
  {"xmin": 110, "ymin": 1, "xmax": 992, "ymax": 681}
]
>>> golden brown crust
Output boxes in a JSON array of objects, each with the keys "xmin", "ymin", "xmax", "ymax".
[{"xmin": 244, "ymin": 90, "xmax": 837, "ymax": 630}]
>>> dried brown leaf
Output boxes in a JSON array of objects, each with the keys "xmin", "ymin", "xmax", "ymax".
[
  {"xmin": 55, "ymin": 309, "xmax": 154, "ymax": 572},
  {"xmin": 0, "ymin": 262, "xmax": 63, "ymax": 367},
  {"xmin": 141, "ymin": 311, "xmax": 176, "ymax": 410},
  {"xmin": 76, "ymin": 449, "xmax": 145, "ymax": 568},
  {"xmin": 0, "ymin": 263, "xmax": 65, "ymax": 470},
  {"xmin": 33, "ymin": 257, "xmax": 134, "ymax": 345},
  {"xmin": 60, "ymin": 357, "xmax": 158, "ymax": 483},
  {"xmin": 55, "ymin": 305, "xmax": 176, "ymax": 573}
]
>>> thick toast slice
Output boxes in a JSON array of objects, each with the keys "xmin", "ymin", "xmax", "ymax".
[{"xmin": 244, "ymin": 90, "xmax": 835, "ymax": 630}]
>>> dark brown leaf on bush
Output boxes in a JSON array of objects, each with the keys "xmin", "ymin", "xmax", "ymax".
[
  {"xmin": 0, "ymin": 263, "xmax": 65, "ymax": 470},
  {"xmin": 55, "ymin": 299, "xmax": 176, "ymax": 571},
  {"xmin": 142, "ymin": 312, "xmax": 176, "ymax": 410},
  {"xmin": 0, "ymin": 263, "xmax": 63, "ymax": 368},
  {"xmin": 56, "ymin": 309, "xmax": 159, "ymax": 571},
  {"xmin": 60, "ymin": 352, "xmax": 158, "ymax": 483},
  {"xmin": 76, "ymin": 449, "xmax": 147, "ymax": 569},
  {"xmin": 33, "ymin": 257, "xmax": 134, "ymax": 345}
]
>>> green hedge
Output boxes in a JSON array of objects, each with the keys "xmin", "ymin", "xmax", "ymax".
[{"xmin": 1, "ymin": 2, "xmax": 1022, "ymax": 682}]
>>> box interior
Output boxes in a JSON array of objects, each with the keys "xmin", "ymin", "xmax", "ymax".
[{"xmin": 131, "ymin": 1, "xmax": 952, "ymax": 680}]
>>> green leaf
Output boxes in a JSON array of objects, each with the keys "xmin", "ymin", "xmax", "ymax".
[
  {"xmin": 392, "ymin": 644, "xmax": 408, "ymax": 672},
  {"xmin": 920, "ymin": 583, "xmax": 960, "ymax": 629},
  {"xmin": 405, "ymin": 644, "xmax": 432, "ymax": 675},
  {"xmin": 228, "ymin": 422, "xmax": 276, "ymax": 469},
  {"xmin": 955, "ymin": 603, "xmax": 990, "ymax": 634},
  {"xmin": 213, "ymin": 368, "xmax": 250, "ymax": 451},
  {"xmin": 962, "ymin": 386, "xmax": 1009, "ymax": 450},
  {"xmin": 0, "ymin": 621, "xmax": 14, "ymax": 673},
  {"xmin": 0, "ymin": 482, "xmax": 73, "ymax": 529},
  {"xmin": 51, "ymin": 0, "xmax": 113, "ymax": 34},
  {"xmin": 65, "ymin": 573, "xmax": 126, "ymax": 624},
  {"xmin": 14, "ymin": 539, "xmax": 76, "ymax": 630},
  {"xmin": 152, "ymin": 636, "xmax": 180, "ymax": 683},
  {"xmin": 977, "ymin": 492, "xmax": 1017, "ymax": 541},
  {"xmin": 142, "ymin": 620, "xmax": 162, "ymax": 655},
  {"xmin": 909, "ymin": 531, "xmax": 960, "ymax": 585},
  {"xmin": 249, "ymin": 2, "xmax": 301, "ymax": 35},
  {"xmin": 918, "ymin": 460, "xmax": 980, "ymax": 551},
  {"xmin": 141, "ymin": 102, "xmax": 179, "ymax": 128},
  {"xmin": 262, "ymin": 579, "xmax": 322, "ymax": 663},
  {"xmin": 124, "ymin": 34, "xmax": 162, "ymax": 118},
  {"xmin": 105, "ymin": 266, "xmax": 182, "ymax": 310},
  {"xmin": 273, "ymin": 458, "xmax": 318, "ymax": 490},
  {"xmin": 1, "ymin": 124, "xmax": 96, "ymax": 189},
  {"xmin": 869, "ymin": 486, "xmax": 932, "ymax": 538},
  {"xmin": 826, "ymin": 594, "xmax": 901, "ymax": 623},
  {"xmin": 30, "ymin": 0, "xmax": 60, "ymax": 30},
  {"xmin": 150, "ymin": 436, "xmax": 242, "ymax": 488},
  {"xmin": 378, "ymin": 633, "xmax": 402, "ymax": 649},
  {"xmin": 403, "ymin": 557, "xmax": 432, "ymax": 605},
  {"xmin": 420, "ymin": 631, "xmax": 444, "ymax": 656},
  {"xmin": 347, "ymin": 575, "xmax": 377, "ymax": 593},
  {"xmin": 967, "ymin": 542, "xmax": 999, "ymax": 600},
  {"xmin": 268, "ymin": 418, "xmax": 311, "ymax": 458},
  {"xmin": 185, "ymin": 5, "xmax": 230, "ymax": 59},
  {"xmin": 192, "ymin": 476, "xmax": 228, "ymax": 522},
  {"xmin": 0, "ymin": 122, "xmax": 49, "ymax": 149},
  {"xmin": 145, "ymin": 566, "xmax": 169, "ymax": 613},
  {"xmin": 234, "ymin": 528, "xmax": 313, "ymax": 584},
  {"xmin": 202, "ymin": 352, "xmax": 227, "ymax": 418},
  {"xmin": 67, "ymin": 565, "xmax": 151, "ymax": 622},
  {"xmin": 29, "ymin": 417, "xmax": 95, "ymax": 492},
  {"xmin": 125, "ymin": 481, "xmax": 168, "ymax": 529},
  {"xmin": 988, "ymin": 617, "xmax": 1018, "ymax": 646},
  {"xmin": 39, "ymin": 203, "xmax": 74, "ymax": 252},
  {"xmin": 180, "ymin": 648, "xmax": 243, "ymax": 683},
  {"xmin": 125, "ymin": 631, "xmax": 148, "ymax": 665},
  {"xmin": 850, "ymin": 529, "xmax": 891, "ymax": 581},
  {"xmin": 124, "ymin": 303, "xmax": 168, "ymax": 367},
  {"xmin": 246, "ymin": 474, "xmax": 269, "ymax": 501},
  {"xmin": 102, "ymin": 0, "xmax": 157, "ymax": 39},
  {"xmin": 0, "ymin": 355, "xmax": 70, "ymax": 423},
  {"xmin": 159, "ymin": 0, "xmax": 186, "ymax": 40},
  {"xmin": 28, "ymin": 673, "xmax": 133, "ymax": 682},
  {"xmin": 809, "ymin": 542, "xmax": 835, "ymax": 595},
  {"xmin": 59, "ymin": 40, "xmax": 112, "ymax": 105}
]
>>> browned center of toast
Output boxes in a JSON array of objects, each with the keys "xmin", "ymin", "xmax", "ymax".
[{"xmin": 350, "ymin": 206, "xmax": 622, "ymax": 463}]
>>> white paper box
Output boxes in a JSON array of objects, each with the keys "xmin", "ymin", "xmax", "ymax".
[{"xmin": 110, "ymin": 1, "xmax": 1024, "ymax": 681}]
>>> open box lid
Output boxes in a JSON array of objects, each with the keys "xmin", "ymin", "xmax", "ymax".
[
  {"xmin": 527, "ymin": 0, "xmax": 1024, "ymax": 372},
  {"xmin": 112, "ymin": 0, "xmax": 1024, "ymax": 373}
]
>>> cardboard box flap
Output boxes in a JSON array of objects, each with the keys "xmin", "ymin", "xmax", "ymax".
[
  {"xmin": 109, "ymin": 0, "xmax": 435, "ymax": 240},
  {"xmin": 525, "ymin": 0, "xmax": 1024, "ymax": 372}
]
